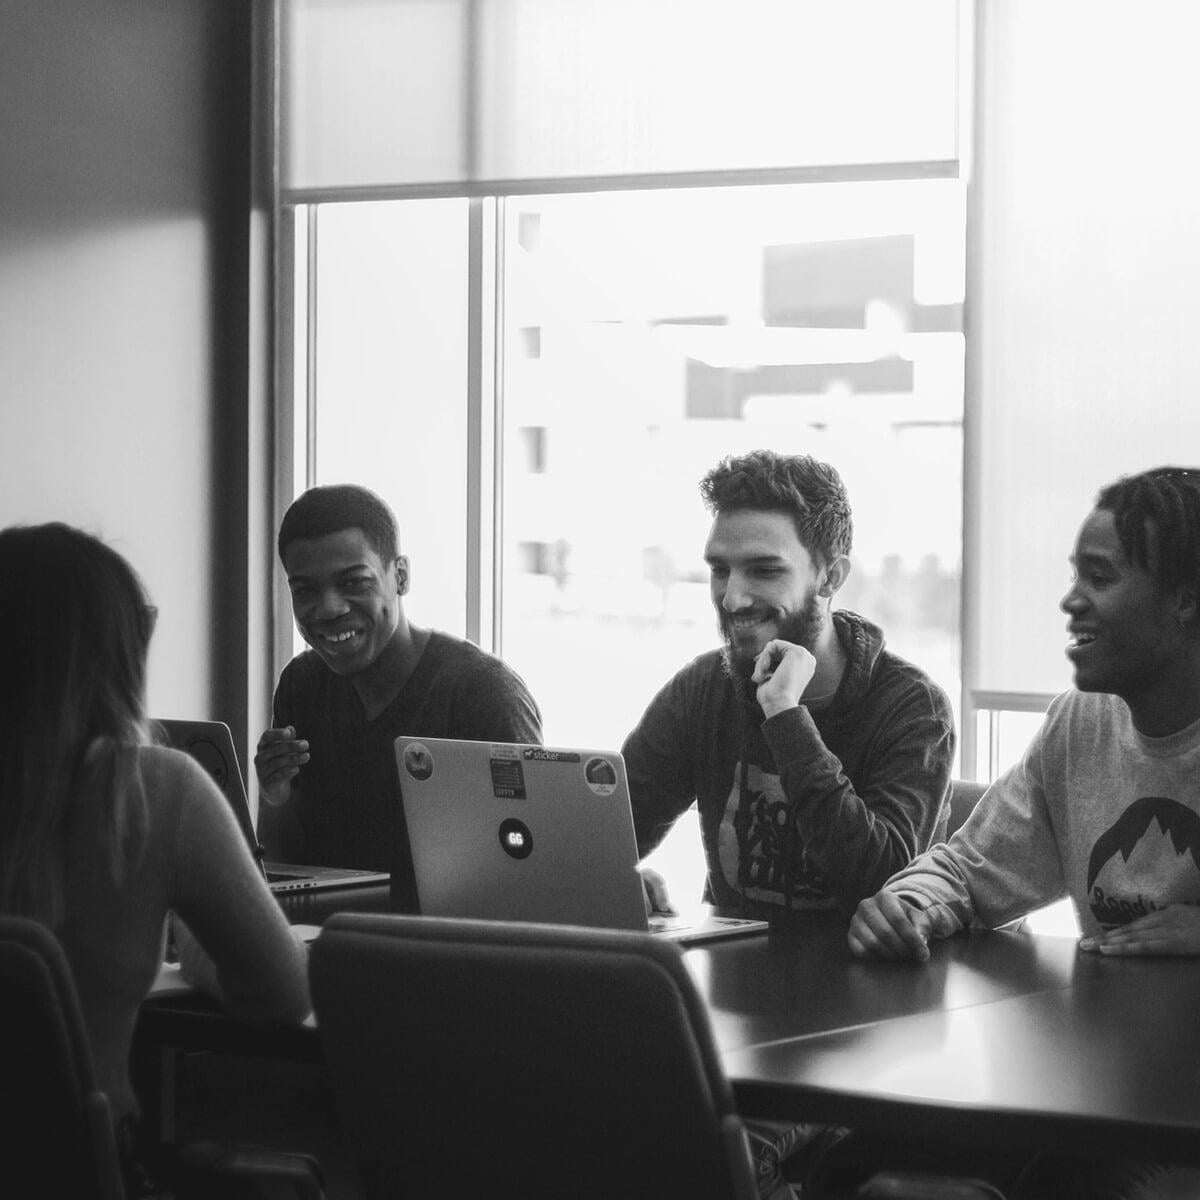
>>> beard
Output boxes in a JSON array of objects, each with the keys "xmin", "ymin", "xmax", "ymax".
[{"xmin": 719, "ymin": 590, "xmax": 825, "ymax": 705}]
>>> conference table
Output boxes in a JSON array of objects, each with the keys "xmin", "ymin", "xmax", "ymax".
[
  {"xmin": 136, "ymin": 889, "xmax": 1200, "ymax": 1169},
  {"xmin": 686, "ymin": 913, "xmax": 1200, "ymax": 1166}
]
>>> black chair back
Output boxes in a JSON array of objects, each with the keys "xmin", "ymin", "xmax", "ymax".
[
  {"xmin": 0, "ymin": 915, "xmax": 125, "ymax": 1199},
  {"xmin": 947, "ymin": 778, "xmax": 989, "ymax": 839},
  {"xmin": 310, "ymin": 912, "xmax": 759, "ymax": 1200}
]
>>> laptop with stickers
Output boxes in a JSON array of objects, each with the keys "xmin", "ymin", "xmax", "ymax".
[
  {"xmin": 392, "ymin": 735, "xmax": 767, "ymax": 945},
  {"xmin": 154, "ymin": 719, "xmax": 391, "ymax": 895}
]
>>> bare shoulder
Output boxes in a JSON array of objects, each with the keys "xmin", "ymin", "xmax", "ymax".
[{"xmin": 135, "ymin": 742, "xmax": 227, "ymax": 812}]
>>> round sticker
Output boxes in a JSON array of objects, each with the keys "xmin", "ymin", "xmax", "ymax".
[
  {"xmin": 403, "ymin": 743, "xmax": 434, "ymax": 781},
  {"xmin": 498, "ymin": 817, "xmax": 533, "ymax": 859},
  {"xmin": 187, "ymin": 739, "xmax": 228, "ymax": 789},
  {"xmin": 583, "ymin": 756, "xmax": 618, "ymax": 796}
]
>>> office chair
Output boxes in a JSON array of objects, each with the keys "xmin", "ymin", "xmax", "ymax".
[
  {"xmin": 946, "ymin": 778, "xmax": 989, "ymax": 840},
  {"xmin": 310, "ymin": 912, "xmax": 761, "ymax": 1200},
  {"xmin": 0, "ymin": 916, "xmax": 325, "ymax": 1200},
  {"xmin": 0, "ymin": 914, "xmax": 127, "ymax": 1199}
]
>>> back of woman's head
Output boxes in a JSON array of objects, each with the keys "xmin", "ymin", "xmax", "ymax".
[{"xmin": 0, "ymin": 523, "xmax": 153, "ymax": 920}]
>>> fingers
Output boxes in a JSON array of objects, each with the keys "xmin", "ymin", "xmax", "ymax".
[
  {"xmin": 639, "ymin": 866, "xmax": 677, "ymax": 916},
  {"xmin": 1079, "ymin": 915, "xmax": 1152, "ymax": 954},
  {"xmin": 1080, "ymin": 928, "xmax": 1158, "ymax": 956},
  {"xmin": 1079, "ymin": 906, "xmax": 1200, "ymax": 957},
  {"xmin": 750, "ymin": 639, "xmax": 803, "ymax": 684},
  {"xmin": 753, "ymin": 641, "xmax": 818, "ymax": 718},
  {"xmin": 258, "ymin": 725, "xmax": 304, "ymax": 749},
  {"xmin": 750, "ymin": 641, "xmax": 785, "ymax": 685},
  {"xmin": 1091, "ymin": 938, "xmax": 1158, "ymax": 957},
  {"xmin": 254, "ymin": 726, "xmax": 310, "ymax": 786},
  {"xmin": 848, "ymin": 892, "xmax": 933, "ymax": 962}
]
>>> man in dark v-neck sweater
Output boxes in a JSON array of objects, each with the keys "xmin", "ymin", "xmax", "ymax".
[{"xmin": 255, "ymin": 485, "xmax": 542, "ymax": 872}]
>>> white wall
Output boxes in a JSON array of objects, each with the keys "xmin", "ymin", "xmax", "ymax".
[{"xmin": 0, "ymin": 0, "xmax": 257, "ymax": 731}]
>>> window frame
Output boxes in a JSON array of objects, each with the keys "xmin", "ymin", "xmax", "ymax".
[
  {"xmin": 275, "ymin": 166, "xmax": 962, "ymax": 634},
  {"xmin": 266, "ymin": 2, "xmax": 1030, "ymax": 778}
]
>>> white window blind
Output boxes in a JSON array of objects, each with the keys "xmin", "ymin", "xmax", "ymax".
[
  {"xmin": 281, "ymin": 0, "xmax": 962, "ymax": 194},
  {"xmin": 969, "ymin": 0, "xmax": 1200, "ymax": 699}
]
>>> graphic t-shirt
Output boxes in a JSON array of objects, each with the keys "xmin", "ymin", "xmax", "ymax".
[
  {"xmin": 881, "ymin": 689, "xmax": 1200, "ymax": 938},
  {"xmin": 714, "ymin": 759, "xmax": 834, "ymax": 908},
  {"xmin": 624, "ymin": 610, "xmax": 956, "ymax": 919},
  {"xmin": 1085, "ymin": 795, "xmax": 1200, "ymax": 928}
]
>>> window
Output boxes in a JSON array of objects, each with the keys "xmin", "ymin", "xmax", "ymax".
[
  {"xmin": 498, "ymin": 182, "xmax": 964, "ymax": 751},
  {"xmin": 293, "ymin": 199, "xmax": 472, "ymax": 638},
  {"xmin": 288, "ymin": 180, "xmax": 965, "ymax": 898},
  {"xmin": 287, "ymin": 180, "xmax": 965, "ymax": 746},
  {"xmin": 277, "ymin": 1, "xmax": 1200, "ymax": 936},
  {"xmin": 277, "ymin": 0, "xmax": 970, "ymax": 902}
]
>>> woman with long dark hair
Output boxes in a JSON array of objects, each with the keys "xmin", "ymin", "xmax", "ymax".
[{"xmin": 0, "ymin": 522, "xmax": 310, "ymax": 1187}]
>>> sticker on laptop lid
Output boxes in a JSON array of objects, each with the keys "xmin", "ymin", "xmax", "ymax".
[
  {"xmin": 489, "ymin": 755, "xmax": 526, "ymax": 800},
  {"xmin": 584, "ymin": 756, "xmax": 619, "ymax": 796},
  {"xmin": 187, "ymin": 738, "xmax": 231, "ymax": 789},
  {"xmin": 521, "ymin": 748, "xmax": 581, "ymax": 764},
  {"xmin": 401, "ymin": 742, "xmax": 434, "ymax": 782}
]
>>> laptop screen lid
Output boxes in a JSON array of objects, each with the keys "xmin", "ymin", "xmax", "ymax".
[
  {"xmin": 153, "ymin": 719, "xmax": 263, "ymax": 868},
  {"xmin": 393, "ymin": 736, "xmax": 650, "ymax": 932},
  {"xmin": 153, "ymin": 719, "xmax": 389, "ymax": 894}
]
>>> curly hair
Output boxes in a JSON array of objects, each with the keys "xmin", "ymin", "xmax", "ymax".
[
  {"xmin": 278, "ymin": 484, "xmax": 400, "ymax": 563},
  {"xmin": 699, "ymin": 449, "xmax": 853, "ymax": 566},
  {"xmin": 1096, "ymin": 467, "xmax": 1200, "ymax": 597},
  {"xmin": 0, "ymin": 523, "xmax": 153, "ymax": 924}
]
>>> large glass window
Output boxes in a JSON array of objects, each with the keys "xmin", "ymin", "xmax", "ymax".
[
  {"xmin": 292, "ymin": 180, "xmax": 966, "ymax": 900},
  {"xmin": 302, "ymin": 199, "xmax": 472, "ymax": 636},
  {"xmin": 277, "ymin": 0, "xmax": 1197, "ymax": 939},
  {"xmin": 292, "ymin": 179, "xmax": 966, "ymax": 744},
  {"xmin": 278, "ymin": 0, "xmax": 972, "ymax": 907},
  {"xmin": 499, "ymin": 181, "xmax": 965, "ymax": 753}
]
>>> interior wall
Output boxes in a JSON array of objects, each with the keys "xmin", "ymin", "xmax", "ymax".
[{"xmin": 0, "ymin": 0, "xmax": 257, "ymax": 746}]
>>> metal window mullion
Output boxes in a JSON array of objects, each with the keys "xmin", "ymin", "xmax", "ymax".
[
  {"xmin": 466, "ymin": 197, "xmax": 500, "ymax": 651},
  {"xmin": 959, "ymin": 0, "xmax": 984, "ymax": 781},
  {"xmin": 304, "ymin": 205, "xmax": 318, "ymax": 490},
  {"xmin": 279, "ymin": 159, "xmax": 961, "ymax": 208},
  {"xmin": 490, "ymin": 198, "xmax": 506, "ymax": 655},
  {"xmin": 274, "ymin": 202, "xmax": 299, "ymax": 680},
  {"xmin": 987, "ymin": 711, "xmax": 1001, "ymax": 784}
]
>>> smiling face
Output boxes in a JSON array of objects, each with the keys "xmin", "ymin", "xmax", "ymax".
[
  {"xmin": 1061, "ymin": 507, "xmax": 1184, "ymax": 700},
  {"xmin": 705, "ymin": 508, "xmax": 826, "ymax": 676},
  {"xmin": 284, "ymin": 527, "xmax": 404, "ymax": 677}
]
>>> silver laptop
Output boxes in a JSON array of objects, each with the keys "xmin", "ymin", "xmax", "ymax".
[
  {"xmin": 154, "ymin": 719, "xmax": 391, "ymax": 894},
  {"xmin": 392, "ymin": 735, "xmax": 767, "ymax": 945}
]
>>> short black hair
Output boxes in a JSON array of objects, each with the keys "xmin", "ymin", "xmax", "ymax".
[
  {"xmin": 699, "ymin": 449, "xmax": 853, "ymax": 566},
  {"xmin": 1096, "ymin": 466, "xmax": 1200, "ymax": 597},
  {"xmin": 278, "ymin": 484, "xmax": 400, "ymax": 563}
]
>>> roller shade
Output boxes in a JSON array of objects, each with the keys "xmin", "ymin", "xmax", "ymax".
[
  {"xmin": 281, "ymin": 0, "xmax": 962, "ymax": 193},
  {"xmin": 969, "ymin": 0, "xmax": 1200, "ymax": 699}
]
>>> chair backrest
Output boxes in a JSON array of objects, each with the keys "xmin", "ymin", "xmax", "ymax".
[
  {"xmin": 947, "ymin": 778, "xmax": 989, "ymax": 840},
  {"xmin": 310, "ymin": 912, "xmax": 759, "ymax": 1200},
  {"xmin": 0, "ymin": 916, "xmax": 125, "ymax": 1200}
]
